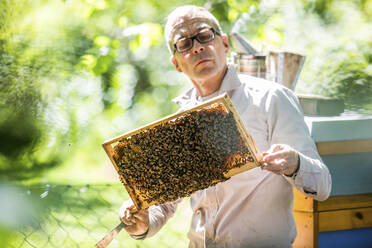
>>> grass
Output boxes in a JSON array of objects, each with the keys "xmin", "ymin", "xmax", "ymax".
[{"xmin": 2, "ymin": 184, "xmax": 192, "ymax": 248}]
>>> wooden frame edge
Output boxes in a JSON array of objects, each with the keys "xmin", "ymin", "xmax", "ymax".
[
  {"xmin": 102, "ymin": 143, "xmax": 143, "ymax": 210},
  {"xmin": 222, "ymin": 94, "xmax": 262, "ymax": 165},
  {"xmin": 101, "ymin": 92, "xmax": 262, "ymax": 209},
  {"xmin": 102, "ymin": 94, "xmax": 229, "ymax": 147}
]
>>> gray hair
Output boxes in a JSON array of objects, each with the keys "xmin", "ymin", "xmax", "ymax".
[{"xmin": 164, "ymin": 5, "xmax": 223, "ymax": 53}]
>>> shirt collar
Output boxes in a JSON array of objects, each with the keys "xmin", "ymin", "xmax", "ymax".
[{"xmin": 172, "ymin": 64, "xmax": 241, "ymax": 107}]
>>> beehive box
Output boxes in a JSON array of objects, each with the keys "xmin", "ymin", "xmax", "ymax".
[{"xmin": 102, "ymin": 93, "xmax": 262, "ymax": 210}]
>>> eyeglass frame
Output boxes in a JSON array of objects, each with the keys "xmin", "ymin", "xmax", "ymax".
[{"xmin": 172, "ymin": 28, "xmax": 221, "ymax": 54}]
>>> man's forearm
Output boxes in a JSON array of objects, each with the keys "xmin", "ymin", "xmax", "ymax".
[{"xmin": 132, "ymin": 199, "xmax": 181, "ymax": 240}]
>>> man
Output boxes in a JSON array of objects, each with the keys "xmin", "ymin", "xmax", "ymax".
[{"xmin": 119, "ymin": 5, "xmax": 331, "ymax": 247}]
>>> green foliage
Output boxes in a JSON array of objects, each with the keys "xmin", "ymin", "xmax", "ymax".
[
  {"xmin": 0, "ymin": 0, "xmax": 371, "ymax": 182},
  {"xmin": 2, "ymin": 184, "xmax": 191, "ymax": 248},
  {"xmin": 0, "ymin": 0, "xmax": 51, "ymax": 179},
  {"xmin": 0, "ymin": 0, "xmax": 96, "ymax": 179},
  {"xmin": 0, "ymin": 1, "xmax": 371, "ymax": 246},
  {"xmin": 302, "ymin": 0, "xmax": 336, "ymax": 24},
  {"xmin": 231, "ymin": 0, "xmax": 372, "ymax": 112},
  {"xmin": 319, "ymin": 42, "xmax": 372, "ymax": 112}
]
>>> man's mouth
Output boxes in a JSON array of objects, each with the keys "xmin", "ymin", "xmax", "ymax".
[{"xmin": 195, "ymin": 58, "xmax": 212, "ymax": 67}]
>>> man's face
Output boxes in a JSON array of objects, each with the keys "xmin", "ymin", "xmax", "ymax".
[{"xmin": 170, "ymin": 20, "xmax": 229, "ymax": 86}]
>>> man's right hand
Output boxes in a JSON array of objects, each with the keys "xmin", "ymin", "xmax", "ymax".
[{"xmin": 119, "ymin": 200, "xmax": 149, "ymax": 236}]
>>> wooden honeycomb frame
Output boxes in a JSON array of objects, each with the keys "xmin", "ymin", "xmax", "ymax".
[{"xmin": 102, "ymin": 93, "xmax": 262, "ymax": 210}]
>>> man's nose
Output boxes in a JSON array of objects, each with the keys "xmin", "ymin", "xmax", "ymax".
[{"xmin": 192, "ymin": 40, "xmax": 205, "ymax": 54}]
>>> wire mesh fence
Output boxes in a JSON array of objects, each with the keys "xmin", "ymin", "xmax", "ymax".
[{"xmin": 2, "ymin": 184, "xmax": 191, "ymax": 248}]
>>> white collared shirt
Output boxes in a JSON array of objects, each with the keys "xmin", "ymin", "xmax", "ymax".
[{"xmin": 137, "ymin": 65, "xmax": 331, "ymax": 247}]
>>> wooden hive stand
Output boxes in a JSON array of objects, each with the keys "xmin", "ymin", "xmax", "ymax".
[{"xmin": 293, "ymin": 138, "xmax": 372, "ymax": 247}]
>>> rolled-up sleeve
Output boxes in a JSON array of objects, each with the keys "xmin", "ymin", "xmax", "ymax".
[{"xmin": 266, "ymin": 86, "xmax": 332, "ymax": 201}]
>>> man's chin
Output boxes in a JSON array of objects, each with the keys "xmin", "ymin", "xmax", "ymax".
[
  {"xmin": 192, "ymin": 69, "xmax": 220, "ymax": 84},
  {"xmin": 194, "ymin": 64, "xmax": 216, "ymax": 75}
]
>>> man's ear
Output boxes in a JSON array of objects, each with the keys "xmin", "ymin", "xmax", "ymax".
[
  {"xmin": 171, "ymin": 56, "xmax": 183, "ymax": 72},
  {"xmin": 221, "ymin": 35, "xmax": 229, "ymax": 54}
]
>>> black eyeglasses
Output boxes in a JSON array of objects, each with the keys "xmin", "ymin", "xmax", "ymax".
[{"xmin": 173, "ymin": 28, "xmax": 220, "ymax": 54}]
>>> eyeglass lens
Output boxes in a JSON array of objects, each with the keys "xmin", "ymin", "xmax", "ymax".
[{"xmin": 175, "ymin": 29, "xmax": 215, "ymax": 53}]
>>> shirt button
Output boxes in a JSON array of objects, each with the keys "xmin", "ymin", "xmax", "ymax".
[{"xmin": 206, "ymin": 239, "xmax": 215, "ymax": 247}]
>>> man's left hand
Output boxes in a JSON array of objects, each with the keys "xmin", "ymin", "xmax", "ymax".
[{"xmin": 260, "ymin": 144, "xmax": 299, "ymax": 176}]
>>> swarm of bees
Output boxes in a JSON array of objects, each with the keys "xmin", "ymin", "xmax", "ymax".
[{"xmin": 113, "ymin": 104, "xmax": 252, "ymax": 209}]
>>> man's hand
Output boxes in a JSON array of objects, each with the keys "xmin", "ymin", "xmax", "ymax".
[
  {"xmin": 119, "ymin": 200, "xmax": 149, "ymax": 236},
  {"xmin": 261, "ymin": 144, "xmax": 299, "ymax": 176}
]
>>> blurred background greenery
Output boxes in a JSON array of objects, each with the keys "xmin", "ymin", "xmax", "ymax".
[{"xmin": 0, "ymin": 0, "xmax": 371, "ymax": 247}]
